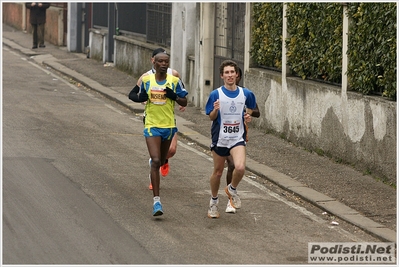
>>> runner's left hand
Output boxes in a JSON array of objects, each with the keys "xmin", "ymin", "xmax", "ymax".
[
  {"xmin": 244, "ymin": 113, "xmax": 252, "ymax": 122},
  {"xmin": 164, "ymin": 87, "xmax": 177, "ymax": 101}
]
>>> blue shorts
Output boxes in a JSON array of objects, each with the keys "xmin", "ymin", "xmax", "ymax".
[
  {"xmin": 210, "ymin": 141, "xmax": 246, "ymax": 157},
  {"xmin": 144, "ymin": 127, "xmax": 177, "ymax": 141}
]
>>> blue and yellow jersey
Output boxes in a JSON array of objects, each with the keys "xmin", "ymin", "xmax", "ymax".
[{"xmin": 140, "ymin": 74, "xmax": 187, "ymax": 129}]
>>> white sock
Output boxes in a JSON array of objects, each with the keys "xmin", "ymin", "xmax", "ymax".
[
  {"xmin": 211, "ymin": 196, "xmax": 218, "ymax": 204},
  {"xmin": 229, "ymin": 184, "xmax": 237, "ymax": 194},
  {"xmin": 153, "ymin": 196, "xmax": 160, "ymax": 204}
]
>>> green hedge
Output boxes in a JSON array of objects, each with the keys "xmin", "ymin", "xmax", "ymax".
[
  {"xmin": 250, "ymin": 3, "xmax": 397, "ymax": 100},
  {"xmin": 250, "ymin": 3, "xmax": 283, "ymax": 69},
  {"xmin": 346, "ymin": 3, "xmax": 396, "ymax": 99},
  {"xmin": 285, "ymin": 3, "xmax": 343, "ymax": 83}
]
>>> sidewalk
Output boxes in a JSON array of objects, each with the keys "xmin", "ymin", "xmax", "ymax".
[{"xmin": 3, "ymin": 24, "xmax": 396, "ymax": 242}]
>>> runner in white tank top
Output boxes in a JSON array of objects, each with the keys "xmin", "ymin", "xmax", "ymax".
[
  {"xmin": 205, "ymin": 60, "xmax": 257, "ymax": 218},
  {"xmin": 215, "ymin": 86, "xmax": 246, "ymax": 148}
]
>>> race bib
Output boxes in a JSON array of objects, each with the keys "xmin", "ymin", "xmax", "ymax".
[
  {"xmin": 222, "ymin": 120, "xmax": 241, "ymax": 136},
  {"xmin": 150, "ymin": 87, "xmax": 166, "ymax": 105}
]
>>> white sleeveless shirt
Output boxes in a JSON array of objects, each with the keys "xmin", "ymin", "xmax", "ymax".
[
  {"xmin": 216, "ymin": 86, "xmax": 246, "ymax": 148},
  {"xmin": 146, "ymin": 67, "xmax": 173, "ymax": 75}
]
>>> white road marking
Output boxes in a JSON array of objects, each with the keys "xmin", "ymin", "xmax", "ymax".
[{"xmin": 104, "ymin": 103, "xmax": 125, "ymax": 115}]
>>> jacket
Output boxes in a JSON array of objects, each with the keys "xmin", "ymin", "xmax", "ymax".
[{"xmin": 25, "ymin": 3, "xmax": 50, "ymax": 25}]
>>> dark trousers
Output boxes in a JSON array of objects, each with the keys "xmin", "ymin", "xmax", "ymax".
[{"xmin": 32, "ymin": 23, "xmax": 45, "ymax": 46}]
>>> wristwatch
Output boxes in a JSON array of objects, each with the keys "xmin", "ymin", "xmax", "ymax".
[{"xmin": 175, "ymin": 96, "xmax": 179, "ymax": 101}]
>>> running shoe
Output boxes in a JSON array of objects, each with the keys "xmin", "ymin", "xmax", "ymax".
[
  {"xmin": 225, "ymin": 200, "xmax": 236, "ymax": 213},
  {"xmin": 153, "ymin": 201, "xmax": 163, "ymax": 216},
  {"xmin": 160, "ymin": 160, "xmax": 169, "ymax": 177},
  {"xmin": 207, "ymin": 199, "xmax": 220, "ymax": 218},
  {"xmin": 225, "ymin": 185, "xmax": 241, "ymax": 209}
]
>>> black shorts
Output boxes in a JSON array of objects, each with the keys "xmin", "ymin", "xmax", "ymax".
[{"xmin": 210, "ymin": 141, "xmax": 246, "ymax": 157}]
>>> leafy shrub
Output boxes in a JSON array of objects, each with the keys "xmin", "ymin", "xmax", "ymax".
[
  {"xmin": 285, "ymin": 3, "xmax": 343, "ymax": 83},
  {"xmin": 250, "ymin": 3, "xmax": 396, "ymax": 99},
  {"xmin": 250, "ymin": 3, "xmax": 283, "ymax": 69},
  {"xmin": 346, "ymin": 3, "xmax": 396, "ymax": 99}
]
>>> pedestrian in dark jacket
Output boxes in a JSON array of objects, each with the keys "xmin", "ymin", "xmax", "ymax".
[{"xmin": 25, "ymin": 2, "xmax": 50, "ymax": 49}]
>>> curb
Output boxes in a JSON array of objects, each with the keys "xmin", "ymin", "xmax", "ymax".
[{"xmin": 3, "ymin": 38, "xmax": 396, "ymax": 243}]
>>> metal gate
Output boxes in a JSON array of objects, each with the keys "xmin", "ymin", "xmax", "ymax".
[
  {"xmin": 146, "ymin": 3, "xmax": 172, "ymax": 47},
  {"xmin": 213, "ymin": 3, "xmax": 246, "ymax": 88},
  {"xmin": 91, "ymin": 3, "xmax": 170, "ymax": 47}
]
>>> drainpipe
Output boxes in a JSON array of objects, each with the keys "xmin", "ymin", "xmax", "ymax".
[
  {"xmin": 106, "ymin": 3, "xmax": 115, "ymax": 62},
  {"xmin": 67, "ymin": 2, "xmax": 83, "ymax": 52},
  {"xmin": 115, "ymin": 3, "xmax": 119, "ymax": 36},
  {"xmin": 22, "ymin": 3, "xmax": 26, "ymax": 32}
]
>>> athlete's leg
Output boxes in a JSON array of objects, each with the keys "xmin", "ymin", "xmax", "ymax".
[
  {"xmin": 229, "ymin": 145, "xmax": 246, "ymax": 188},
  {"xmin": 166, "ymin": 133, "xmax": 178, "ymax": 159},
  {"xmin": 160, "ymin": 131, "xmax": 176, "ymax": 177},
  {"xmin": 224, "ymin": 155, "xmax": 236, "ymax": 212},
  {"xmin": 146, "ymin": 136, "xmax": 161, "ymax": 195},
  {"xmin": 225, "ymin": 155, "xmax": 234, "ymax": 185},
  {"xmin": 210, "ymin": 151, "xmax": 227, "ymax": 197},
  {"xmin": 160, "ymin": 138, "xmax": 172, "ymax": 166}
]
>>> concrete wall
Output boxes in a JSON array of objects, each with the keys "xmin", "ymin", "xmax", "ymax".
[
  {"xmin": 113, "ymin": 35, "xmax": 160, "ymax": 77},
  {"xmin": 90, "ymin": 29, "xmax": 159, "ymax": 75},
  {"xmin": 88, "ymin": 29, "xmax": 105, "ymax": 62},
  {"xmin": 245, "ymin": 68, "xmax": 396, "ymax": 183},
  {"xmin": 44, "ymin": 6, "xmax": 63, "ymax": 46},
  {"xmin": 2, "ymin": 3, "xmax": 25, "ymax": 30},
  {"xmin": 2, "ymin": 3, "xmax": 64, "ymax": 46}
]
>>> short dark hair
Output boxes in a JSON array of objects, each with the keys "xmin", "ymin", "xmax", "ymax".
[
  {"xmin": 219, "ymin": 60, "xmax": 238, "ymax": 75},
  {"xmin": 152, "ymin": 48, "xmax": 168, "ymax": 57}
]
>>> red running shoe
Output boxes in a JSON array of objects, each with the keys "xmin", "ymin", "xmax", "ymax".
[{"xmin": 160, "ymin": 161, "xmax": 169, "ymax": 177}]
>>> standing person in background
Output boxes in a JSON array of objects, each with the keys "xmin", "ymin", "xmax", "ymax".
[
  {"xmin": 224, "ymin": 67, "xmax": 260, "ymax": 214},
  {"xmin": 130, "ymin": 48, "xmax": 186, "ymax": 190},
  {"xmin": 25, "ymin": 2, "xmax": 50, "ymax": 49},
  {"xmin": 130, "ymin": 50, "xmax": 188, "ymax": 216},
  {"xmin": 205, "ymin": 60, "xmax": 257, "ymax": 218}
]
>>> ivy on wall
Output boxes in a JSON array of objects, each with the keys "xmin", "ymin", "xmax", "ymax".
[
  {"xmin": 285, "ymin": 3, "xmax": 343, "ymax": 84},
  {"xmin": 346, "ymin": 3, "xmax": 396, "ymax": 99},
  {"xmin": 250, "ymin": 2, "xmax": 396, "ymax": 100},
  {"xmin": 250, "ymin": 3, "xmax": 283, "ymax": 69}
]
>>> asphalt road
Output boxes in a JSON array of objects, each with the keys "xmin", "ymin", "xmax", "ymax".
[{"xmin": 2, "ymin": 45, "xmax": 382, "ymax": 265}]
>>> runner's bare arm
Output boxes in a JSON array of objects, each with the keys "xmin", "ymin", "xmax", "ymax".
[{"xmin": 209, "ymin": 99, "xmax": 220, "ymax": 121}]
